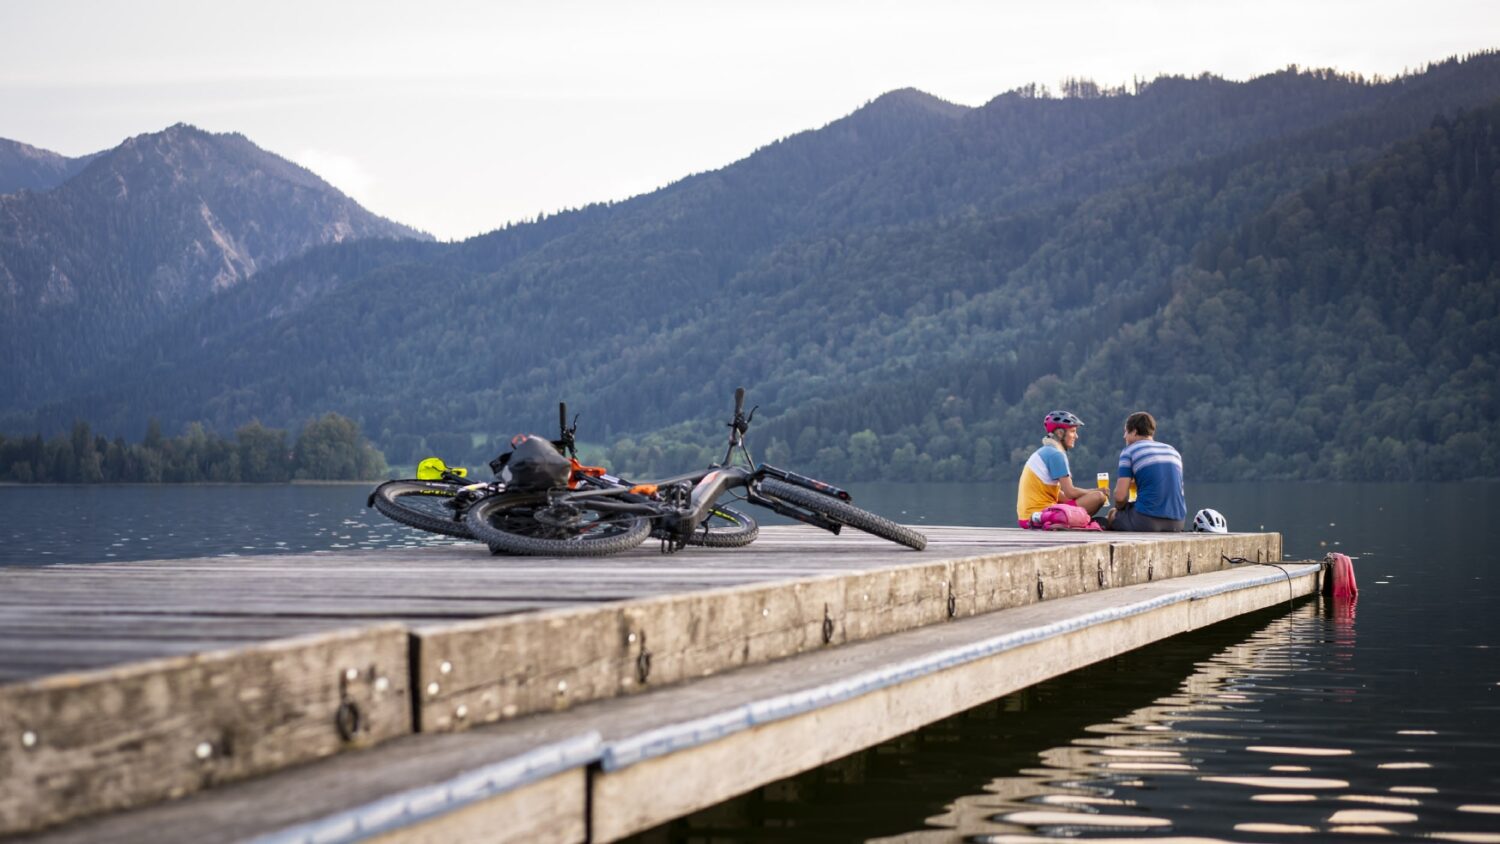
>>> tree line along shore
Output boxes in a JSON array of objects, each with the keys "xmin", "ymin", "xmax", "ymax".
[{"xmin": 0, "ymin": 413, "xmax": 386, "ymax": 484}]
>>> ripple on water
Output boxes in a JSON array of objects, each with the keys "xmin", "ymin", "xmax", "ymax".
[
  {"xmin": 1202, "ymin": 776, "xmax": 1349, "ymax": 789},
  {"xmin": 1338, "ymin": 794, "xmax": 1421, "ymax": 806},
  {"xmin": 1247, "ymin": 745, "xmax": 1353, "ymax": 756},
  {"xmin": 1000, "ymin": 810, "xmax": 1171, "ymax": 830},
  {"xmin": 1328, "ymin": 809, "xmax": 1418, "ymax": 824}
]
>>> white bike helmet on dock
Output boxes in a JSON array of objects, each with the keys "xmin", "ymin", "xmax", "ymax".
[{"xmin": 1193, "ymin": 508, "xmax": 1228, "ymax": 533}]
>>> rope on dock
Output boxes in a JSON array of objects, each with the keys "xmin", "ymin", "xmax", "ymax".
[{"xmin": 1220, "ymin": 553, "xmax": 1297, "ymax": 607}]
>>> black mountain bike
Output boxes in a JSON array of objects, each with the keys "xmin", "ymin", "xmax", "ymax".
[
  {"xmin": 463, "ymin": 389, "xmax": 927, "ymax": 556},
  {"xmin": 368, "ymin": 404, "xmax": 760, "ymax": 548}
]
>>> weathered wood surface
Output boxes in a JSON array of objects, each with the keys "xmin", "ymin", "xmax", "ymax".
[
  {"xmin": 0, "ymin": 525, "xmax": 1280, "ymax": 837},
  {"xmin": 0, "ymin": 526, "xmax": 1274, "ymax": 683},
  {"xmin": 17, "ymin": 562, "xmax": 1318, "ymax": 844},
  {"xmin": 15, "ymin": 728, "xmax": 598, "ymax": 844},
  {"xmin": 0, "ymin": 626, "xmax": 410, "ymax": 836},
  {"xmin": 411, "ymin": 530, "xmax": 1276, "ymax": 731},
  {"xmin": 590, "ymin": 566, "xmax": 1317, "ymax": 841}
]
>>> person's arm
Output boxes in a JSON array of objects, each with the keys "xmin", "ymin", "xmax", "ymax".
[
  {"xmin": 1058, "ymin": 474, "xmax": 1096, "ymax": 502},
  {"xmin": 1113, "ymin": 477, "xmax": 1132, "ymax": 508}
]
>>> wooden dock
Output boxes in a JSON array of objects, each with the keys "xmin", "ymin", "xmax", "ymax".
[{"xmin": 0, "ymin": 525, "xmax": 1317, "ymax": 842}]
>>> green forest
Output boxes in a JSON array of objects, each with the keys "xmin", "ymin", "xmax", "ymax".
[
  {"xmin": 0, "ymin": 413, "xmax": 386, "ymax": 483},
  {"xmin": 4, "ymin": 55, "xmax": 1498, "ymax": 485},
  {"xmin": 600, "ymin": 101, "xmax": 1498, "ymax": 483}
]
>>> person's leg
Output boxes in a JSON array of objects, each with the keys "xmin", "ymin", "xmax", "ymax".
[
  {"xmin": 1112, "ymin": 508, "xmax": 1185, "ymax": 532},
  {"xmin": 1073, "ymin": 488, "xmax": 1107, "ymax": 515},
  {"xmin": 1108, "ymin": 504, "xmax": 1144, "ymax": 531}
]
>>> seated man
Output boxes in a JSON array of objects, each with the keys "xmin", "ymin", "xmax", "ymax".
[
  {"xmin": 1107, "ymin": 411, "xmax": 1186, "ymax": 532},
  {"xmin": 1016, "ymin": 410, "xmax": 1107, "ymax": 528}
]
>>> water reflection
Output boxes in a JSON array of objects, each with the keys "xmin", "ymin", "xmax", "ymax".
[
  {"xmin": 919, "ymin": 603, "xmax": 1374, "ymax": 842},
  {"xmin": 631, "ymin": 594, "xmax": 1500, "ymax": 844}
]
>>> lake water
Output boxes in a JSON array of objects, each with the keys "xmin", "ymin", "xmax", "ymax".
[{"xmin": 3, "ymin": 481, "xmax": 1498, "ymax": 841}]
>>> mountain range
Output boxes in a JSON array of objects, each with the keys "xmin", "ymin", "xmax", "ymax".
[
  {"xmin": 3, "ymin": 52, "xmax": 1498, "ymax": 482},
  {"xmin": 0, "ymin": 139, "xmax": 98, "ymax": 194},
  {"xmin": 0, "ymin": 125, "xmax": 427, "ymax": 408}
]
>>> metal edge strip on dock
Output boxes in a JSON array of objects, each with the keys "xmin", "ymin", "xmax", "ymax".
[
  {"xmin": 248, "ymin": 732, "xmax": 604, "ymax": 844},
  {"xmin": 600, "ymin": 562, "xmax": 1319, "ymax": 771}
]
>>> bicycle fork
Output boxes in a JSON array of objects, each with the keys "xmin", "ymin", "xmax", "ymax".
[{"xmin": 756, "ymin": 464, "xmax": 852, "ymax": 501}]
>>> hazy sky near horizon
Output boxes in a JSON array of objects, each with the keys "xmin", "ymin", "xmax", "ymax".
[{"xmin": 3, "ymin": 1, "xmax": 1496, "ymax": 240}]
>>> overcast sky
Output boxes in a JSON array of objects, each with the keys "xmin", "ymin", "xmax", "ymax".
[{"xmin": 3, "ymin": 1, "xmax": 1496, "ymax": 240}]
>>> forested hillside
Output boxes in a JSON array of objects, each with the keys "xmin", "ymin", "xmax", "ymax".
[
  {"xmin": 0, "ymin": 125, "xmax": 428, "ymax": 407},
  {"xmin": 729, "ymin": 100, "xmax": 1500, "ymax": 483},
  {"xmin": 8, "ymin": 54, "xmax": 1500, "ymax": 482}
]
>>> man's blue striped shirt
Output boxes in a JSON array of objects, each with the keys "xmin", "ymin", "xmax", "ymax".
[{"xmin": 1118, "ymin": 440, "xmax": 1186, "ymax": 521}]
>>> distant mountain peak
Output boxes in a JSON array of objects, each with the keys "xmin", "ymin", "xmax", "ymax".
[
  {"xmin": 0, "ymin": 124, "xmax": 431, "ymax": 405},
  {"xmin": 0, "ymin": 138, "xmax": 97, "ymax": 195},
  {"xmin": 860, "ymin": 88, "xmax": 969, "ymax": 120},
  {"xmin": 0, "ymin": 137, "xmax": 65, "ymax": 163}
]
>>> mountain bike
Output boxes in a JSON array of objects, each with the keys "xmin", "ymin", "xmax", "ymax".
[
  {"xmin": 463, "ymin": 389, "xmax": 927, "ymax": 556},
  {"xmin": 368, "ymin": 463, "xmax": 488, "ymax": 539},
  {"xmin": 367, "ymin": 404, "xmax": 760, "ymax": 547}
]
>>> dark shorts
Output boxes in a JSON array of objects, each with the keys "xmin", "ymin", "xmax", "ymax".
[{"xmin": 1108, "ymin": 504, "xmax": 1184, "ymax": 532}]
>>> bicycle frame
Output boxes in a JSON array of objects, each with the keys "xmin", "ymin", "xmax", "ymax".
[{"xmin": 530, "ymin": 388, "xmax": 858, "ymax": 544}]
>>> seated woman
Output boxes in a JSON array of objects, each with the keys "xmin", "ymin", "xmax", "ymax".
[{"xmin": 1016, "ymin": 410, "xmax": 1107, "ymax": 528}]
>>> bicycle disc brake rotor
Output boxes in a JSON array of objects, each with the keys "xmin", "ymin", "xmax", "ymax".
[{"xmin": 534, "ymin": 502, "xmax": 587, "ymax": 530}]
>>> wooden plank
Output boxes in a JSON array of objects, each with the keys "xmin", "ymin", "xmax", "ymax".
[
  {"xmin": 588, "ymin": 567, "xmax": 1320, "ymax": 841},
  {"xmin": 1109, "ymin": 533, "xmax": 1276, "ymax": 585},
  {"xmin": 0, "ymin": 625, "xmax": 412, "ymax": 837},
  {"xmin": 367, "ymin": 768, "xmax": 586, "ymax": 844},
  {"xmin": 12, "ymin": 552, "xmax": 1305, "ymax": 844},
  {"xmin": 0, "ymin": 525, "xmax": 1283, "ymax": 836},
  {"xmin": 409, "ymin": 534, "xmax": 1279, "ymax": 733},
  {"xmin": 16, "ymin": 728, "xmax": 600, "ymax": 844}
]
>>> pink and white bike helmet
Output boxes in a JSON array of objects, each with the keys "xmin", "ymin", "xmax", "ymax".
[{"xmin": 1044, "ymin": 410, "xmax": 1084, "ymax": 433}]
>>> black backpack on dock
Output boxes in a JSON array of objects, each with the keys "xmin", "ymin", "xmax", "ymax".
[{"xmin": 490, "ymin": 435, "xmax": 572, "ymax": 491}]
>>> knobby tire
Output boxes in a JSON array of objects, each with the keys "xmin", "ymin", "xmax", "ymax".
[
  {"xmin": 465, "ymin": 491, "xmax": 651, "ymax": 557},
  {"xmin": 758, "ymin": 478, "xmax": 927, "ymax": 550},
  {"xmin": 371, "ymin": 480, "xmax": 473, "ymax": 539}
]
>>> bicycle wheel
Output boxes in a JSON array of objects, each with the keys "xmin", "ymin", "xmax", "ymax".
[
  {"xmin": 758, "ymin": 479, "xmax": 927, "ymax": 550},
  {"xmin": 653, "ymin": 504, "xmax": 760, "ymax": 548},
  {"xmin": 465, "ymin": 491, "xmax": 651, "ymax": 557},
  {"xmin": 370, "ymin": 480, "xmax": 473, "ymax": 539}
]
